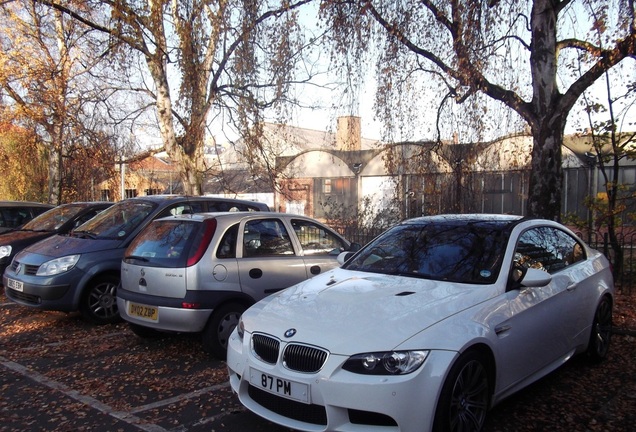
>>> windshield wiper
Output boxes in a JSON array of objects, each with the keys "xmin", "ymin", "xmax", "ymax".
[
  {"xmin": 72, "ymin": 230, "xmax": 98, "ymax": 239},
  {"xmin": 125, "ymin": 255, "xmax": 149, "ymax": 262}
]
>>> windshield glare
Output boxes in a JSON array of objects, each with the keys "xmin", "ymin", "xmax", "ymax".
[
  {"xmin": 74, "ymin": 201, "xmax": 156, "ymax": 239},
  {"xmin": 344, "ymin": 221, "xmax": 510, "ymax": 284},
  {"xmin": 21, "ymin": 205, "xmax": 85, "ymax": 232}
]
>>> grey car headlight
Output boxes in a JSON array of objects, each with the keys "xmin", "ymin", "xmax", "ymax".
[
  {"xmin": 36, "ymin": 255, "xmax": 80, "ymax": 276},
  {"xmin": 0, "ymin": 245, "xmax": 11, "ymax": 259},
  {"xmin": 343, "ymin": 350, "xmax": 429, "ymax": 375}
]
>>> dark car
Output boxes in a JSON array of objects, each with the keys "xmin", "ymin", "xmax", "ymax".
[
  {"xmin": 0, "ymin": 201, "xmax": 54, "ymax": 233},
  {"xmin": 3, "ymin": 195, "xmax": 270, "ymax": 325},
  {"xmin": 0, "ymin": 202, "xmax": 112, "ymax": 278}
]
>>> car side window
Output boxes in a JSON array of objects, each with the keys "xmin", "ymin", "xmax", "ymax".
[
  {"xmin": 514, "ymin": 227, "xmax": 583, "ymax": 274},
  {"xmin": 291, "ymin": 219, "xmax": 346, "ymax": 255},
  {"xmin": 217, "ymin": 224, "xmax": 239, "ymax": 259},
  {"xmin": 0, "ymin": 208, "xmax": 30, "ymax": 228},
  {"xmin": 74, "ymin": 209, "xmax": 103, "ymax": 227},
  {"xmin": 243, "ymin": 219, "xmax": 295, "ymax": 257}
]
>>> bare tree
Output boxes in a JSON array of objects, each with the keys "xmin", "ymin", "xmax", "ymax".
[
  {"xmin": 579, "ymin": 66, "xmax": 636, "ymax": 275},
  {"xmin": 0, "ymin": 0, "xmax": 118, "ymax": 204},
  {"xmin": 37, "ymin": 0, "xmax": 319, "ymax": 195},
  {"xmin": 320, "ymin": 0, "xmax": 636, "ymax": 220}
]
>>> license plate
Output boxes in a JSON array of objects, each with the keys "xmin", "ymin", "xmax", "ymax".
[
  {"xmin": 128, "ymin": 302, "xmax": 158, "ymax": 321},
  {"xmin": 249, "ymin": 368, "xmax": 309, "ymax": 403},
  {"xmin": 7, "ymin": 278, "xmax": 23, "ymax": 292}
]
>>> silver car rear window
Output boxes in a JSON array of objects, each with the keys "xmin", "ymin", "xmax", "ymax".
[{"xmin": 124, "ymin": 220, "xmax": 201, "ymax": 268}]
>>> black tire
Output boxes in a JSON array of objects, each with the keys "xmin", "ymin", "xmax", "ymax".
[
  {"xmin": 202, "ymin": 302, "xmax": 246, "ymax": 360},
  {"xmin": 79, "ymin": 275, "xmax": 121, "ymax": 325},
  {"xmin": 128, "ymin": 323, "xmax": 163, "ymax": 338},
  {"xmin": 587, "ymin": 295, "xmax": 613, "ymax": 363},
  {"xmin": 433, "ymin": 351, "xmax": 490, "ymax": 432}
]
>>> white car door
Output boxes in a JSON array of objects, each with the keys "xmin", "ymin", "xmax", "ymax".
[{"xmin": 494, "ymin": 226, "xmax": 581, "ymax": 393}]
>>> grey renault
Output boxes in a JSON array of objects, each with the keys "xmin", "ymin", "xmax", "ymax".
[
  {"xmin": 3, "ymin": 195, "xmax": 270, "ymax": 324},
  {"xmin": 117, "ymin": 212, "xmax": 358, "ymax": 358}
]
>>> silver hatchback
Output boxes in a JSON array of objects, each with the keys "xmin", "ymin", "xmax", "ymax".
[{"xmin": 117, "ymin": 212, "xmax": 358, "ymax": 358}]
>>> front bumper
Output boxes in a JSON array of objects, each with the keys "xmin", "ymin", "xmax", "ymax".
[
  {"xmin": 3, "ymin": 270, "xmax": 77, "ymax": 312},
  {"xmin": 227, "ymin": 329, "xmax": 455, "ymax": 432}
]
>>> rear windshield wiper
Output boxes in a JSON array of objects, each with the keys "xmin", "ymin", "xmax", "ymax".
[{"xmin": 125, "ymin": 255, "xmax": 149, "ymax": 262}]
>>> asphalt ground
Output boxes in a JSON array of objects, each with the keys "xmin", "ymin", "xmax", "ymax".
[{"xmin": 1, "ymin": 290, "xmax": 635, "ymax": 432}]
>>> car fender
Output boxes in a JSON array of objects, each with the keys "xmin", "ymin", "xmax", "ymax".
[{"xmin": 69, "ymin": 254, "xmax": 124, "ymax": 308}]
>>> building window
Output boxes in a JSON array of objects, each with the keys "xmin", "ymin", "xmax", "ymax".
[
  {"xmin": 125, "ymin": 189, "xmax": 137, "ymax": 199},
  {"xmin": 100, "ymin": 190, "xmax": 111, "ymax": 201},
  {"xmin": 323, "ymin": 179, "xmax": 331, "ymax": 194}
]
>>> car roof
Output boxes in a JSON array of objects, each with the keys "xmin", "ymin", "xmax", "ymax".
[
  {"xmin": 0, "ymin": 201, "xmax": 54, "ymax": 208},
  {"xmin": 153, "ymin": 212, "xmax": 317, "ymax": 223},
  {"xmin": 404, "ymin": 213, "xmax": 524, "ymax": 224},
  {"xmin": 123, "ymin": 195, "xmax": 270, "ymax": 209},
  {"xmin": 56, "ymin": 202, "xmax": 113, "ymax": 208}
]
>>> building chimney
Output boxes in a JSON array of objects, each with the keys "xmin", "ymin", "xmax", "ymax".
[{"xmin": 336, "ymin": 116, "xmax": 362, "ymax": 151}]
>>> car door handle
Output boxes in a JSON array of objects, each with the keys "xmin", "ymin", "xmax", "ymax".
[
  {"xmin": 566, "ymin": 282, "xmax": 578, "ymax": 291},
  {"xmin": 495, "ymin": 324, "xmax": 511, "ymax": 336}
]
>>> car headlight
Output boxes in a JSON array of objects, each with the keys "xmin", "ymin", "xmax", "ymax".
[
  {"xmin": 237, "ymin": 316, "xmax": 245, "ymax": 340},
  {"xmin": 343, "ymin": 350, "xmax": 429, "ymax": 375},
  {"xmin": 36, "ymin": 255, "xmax": 80, "ymax": 276},
  {"xmin": 0, "ymin": 245, "xmax": 11, "ymax": 259}
]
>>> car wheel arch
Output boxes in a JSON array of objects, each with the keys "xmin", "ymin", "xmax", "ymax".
[
  {"xmin": 586, "ymin": 293, "xmax": 614, "ymax": 363},
  {"xmin": 78, "ymin": 270, "xmax": 122, "ymax": 325},
  {"xmin": 202, "ymin": 296, "xmax": 254, "ymax": 359},
  {"xmin": 433, "ymin": 344, "xmax": 495, "ymax": 432}
]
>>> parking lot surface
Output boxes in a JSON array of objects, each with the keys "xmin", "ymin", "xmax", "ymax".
[{"xmin": 1, "ymin": 291, "xmax": 635, "ymax": 432}]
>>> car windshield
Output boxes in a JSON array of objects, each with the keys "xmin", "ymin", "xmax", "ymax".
[
  {"xmin": 344, "ymin": 219, "xmax": 512, "ymax": 284},
  {"xmin": 21, "ymin": 204, "xmax": 86, "ymax": 232},
  {"xmin": 72, "ymin": 200, "xmax": 156, "ymax": 240}
]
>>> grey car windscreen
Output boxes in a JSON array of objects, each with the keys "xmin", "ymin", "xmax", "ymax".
[
  {"xmin": 21, "ymin": 204, "xmax": 85, "ymax": 232},
  {"xmin": 343, "ymin": 221, "xmax": 511, "ymax": 284}
]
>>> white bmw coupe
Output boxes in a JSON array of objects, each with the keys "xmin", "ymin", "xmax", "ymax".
[{"xmin": 227, "ymin": 214, "xmax": 614, "ymax": 432}]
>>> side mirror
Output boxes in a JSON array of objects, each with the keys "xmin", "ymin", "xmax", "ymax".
[
  {"xmin": 337, "ymin": 251, "xmax": 355, "ymax": 265},
  {"xmin": 519, "ymin": 267, "xmax": 552, "ymax": 287}
]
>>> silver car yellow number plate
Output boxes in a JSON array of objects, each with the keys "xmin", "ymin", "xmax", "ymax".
[{"xmin": 128, "ymin": 302, "xmax": 158, "ymax": 321}]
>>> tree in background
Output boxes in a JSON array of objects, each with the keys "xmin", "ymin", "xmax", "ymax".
[
  {"xmin": 39, "ymin": 0, "xmax": 318, "ymax": 195},
  {"xmin": 577, "ymin": 67, "xmax": 636, "ymax": 276},
  {"xmin": 0, "ymin": 122, "xmax": 48, "ymax": 201},
  {"xmin": 0, "ymin": 1, "xmax": 118, "ymax": 204},
  {"xmin": 320, "ymin": 0, "xmax": 636, "ymax": 220}
]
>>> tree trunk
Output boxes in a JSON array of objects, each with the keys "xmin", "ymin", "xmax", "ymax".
[
  {"xmin": 526, "ymin": 0, "xmax": 561, "ymax": 220},
  {"xmin": 527, "ymin": 124, "xmax": 564, "ymax": 220}
]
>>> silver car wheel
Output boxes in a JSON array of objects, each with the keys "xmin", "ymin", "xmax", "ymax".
[
  {"xmin": 588, "ymin": 296, "xmax": 613, "ymax": 363},
  {"xmin": 80, "ymin": 276, "xmax": 121, "ymax": 325},
  {"xmin": 434, "ymin": 351, "xmax": 490, "ymax": 432}
]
